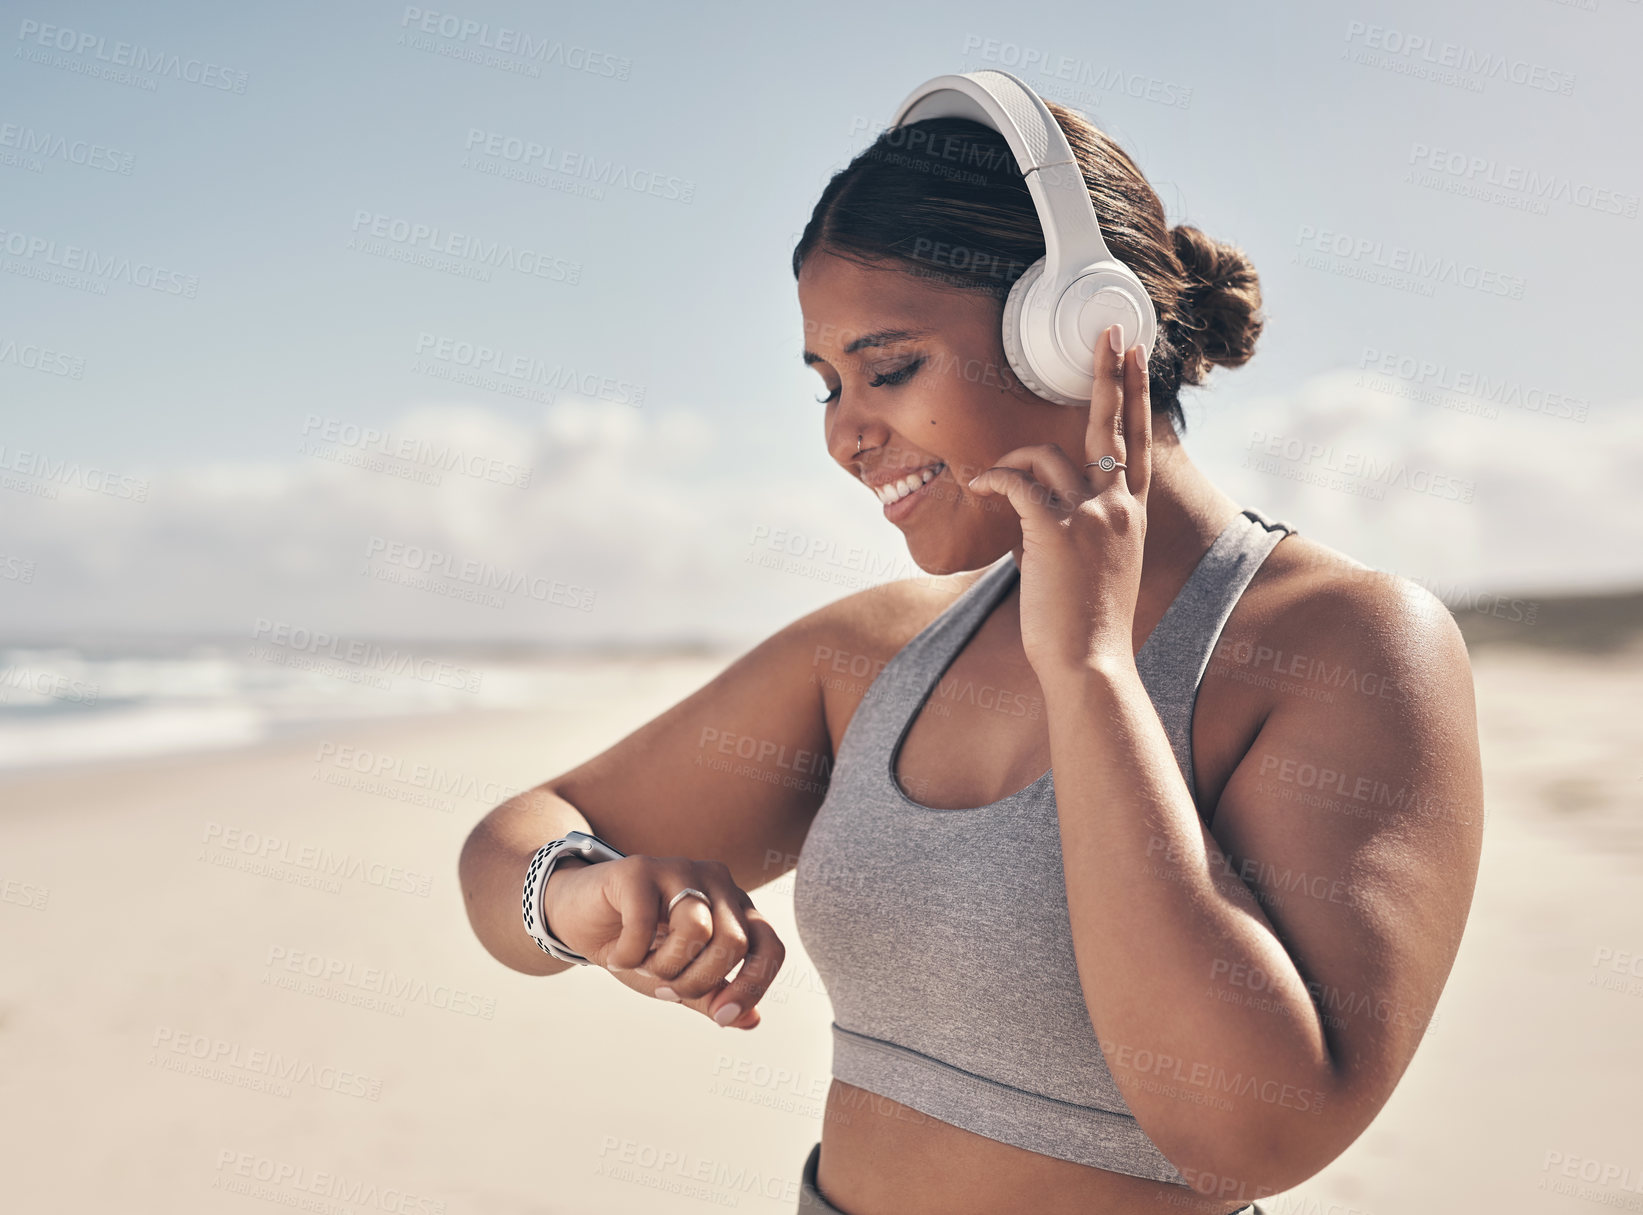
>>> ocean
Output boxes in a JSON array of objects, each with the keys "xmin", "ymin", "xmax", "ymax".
[{"xmin": 0, "ymin": 640, "xmax": 731, "ymax": 774}]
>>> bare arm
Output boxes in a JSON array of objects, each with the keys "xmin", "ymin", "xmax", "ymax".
[
  {"xmin": 458, "ymin": 601, "xmax": 841, "ymax": 977},
  {"xmin": 1042, "ymin": 573, "xmax": 1484, "ymax": 1199},
  {"xmin": 458, "ymin": 787, "xmax": 596, "ymax": 977}
]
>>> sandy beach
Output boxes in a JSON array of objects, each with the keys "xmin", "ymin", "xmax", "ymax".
[{"xmin": 2, "ymin": 644, "xmax": 1640, "ymax": 1214}]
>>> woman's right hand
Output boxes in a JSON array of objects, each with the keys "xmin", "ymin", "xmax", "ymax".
[{"xmin": 542, "ymin": 855, "xmax": 783, "ymax": 1030}]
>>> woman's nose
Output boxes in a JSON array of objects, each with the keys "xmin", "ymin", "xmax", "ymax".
[{"xmin": 827, "ymin": 394, "xmax": 878, "ymax": 465}]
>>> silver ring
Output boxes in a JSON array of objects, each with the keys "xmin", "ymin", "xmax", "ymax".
[
  {"xmin": 666, "ymin": 887, "xmax": 711, "ymax": 915},
  {"xmin": 1084, "ymin": 456, "xmax": 1127, "ymax": 472}
]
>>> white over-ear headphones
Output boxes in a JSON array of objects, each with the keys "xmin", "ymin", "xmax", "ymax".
[{"xmin": 890, "ymin": 69, "xmax": 1158, "ymax": 406}]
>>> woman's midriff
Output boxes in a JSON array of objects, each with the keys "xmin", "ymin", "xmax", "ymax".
[{"xmin": 815, "ymin": 1078, "xmax": 1254, "ymax": 1215}]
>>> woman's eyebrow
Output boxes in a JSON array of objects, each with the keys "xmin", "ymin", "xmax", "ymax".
[{"xmin": 801, "ymin": 327, "xmax": 929, "ymax": 365}]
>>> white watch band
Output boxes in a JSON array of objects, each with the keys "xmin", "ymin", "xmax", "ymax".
[
  {"xmin": 521, "ymin": 830, "xmax": 625, "ymax": 963},
  {"xmin": 522, "ymin": 839, "xmax": 584, "ymax": 962}
]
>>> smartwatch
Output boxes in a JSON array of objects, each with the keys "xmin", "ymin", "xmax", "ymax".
[{"xmin": 521, "ymin": 829, "xmax": 627, "ymax": 964}]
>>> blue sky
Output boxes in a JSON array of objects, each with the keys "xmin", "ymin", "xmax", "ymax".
[{"xmin": 2, "ymin": 0, "xmax": 1639, "ymax": 644}]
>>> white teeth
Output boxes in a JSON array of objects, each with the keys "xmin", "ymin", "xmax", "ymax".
[{"xmin": 872, "ymin": 463, "xmax": 943, "ymax": 506}]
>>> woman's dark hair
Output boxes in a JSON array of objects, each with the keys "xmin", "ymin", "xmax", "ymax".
[{"xmin": 791, "ymin": 103, "xmax": 1263, "ymax": 433}]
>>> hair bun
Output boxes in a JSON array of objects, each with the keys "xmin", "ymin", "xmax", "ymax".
[{"xmin": 1169, "ymin": 224, "xmax": 1264, "ymax": 378}]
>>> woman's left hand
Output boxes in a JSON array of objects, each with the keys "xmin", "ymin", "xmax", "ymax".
[{"xmin": 967, "ymin": 324, "xmax": 1153, "ymax": 686}]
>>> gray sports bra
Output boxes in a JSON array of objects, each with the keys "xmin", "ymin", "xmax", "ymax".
[{"xmin": 793, "ymin": 506, "xmax": 1296, "ymax": 1186}]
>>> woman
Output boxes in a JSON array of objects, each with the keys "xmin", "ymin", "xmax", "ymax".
[{"xmin": 458, "ymin": 88, "xmax": 1484, "ymax": 1215}]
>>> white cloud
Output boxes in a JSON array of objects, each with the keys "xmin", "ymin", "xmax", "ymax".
[
  {"xmin": 0, "ymin": 397, "xmax": 898, "ymax": 645},
  {"xmin": 4, "ymin": 378, "xmax": 1639, "ymax": 647},
  {"xmin": 1187, "ymin": 369, "xmax": 1643, "ymax": 597}
]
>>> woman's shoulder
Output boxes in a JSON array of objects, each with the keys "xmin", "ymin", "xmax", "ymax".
[
  {"xmin": 797, "ymin": 564, "xmax": 995, "ymax": 746},
  {"xmin": 1194, "ymin": 522, "xmax": 1484, "ymax": 931},
  {"xmin": 808, "ymin": 563, "xmax": 995, "ymax": 667},
  {"xmin": 1226, "ymin": 525, "xmax": 1474, "ymax": 711}
]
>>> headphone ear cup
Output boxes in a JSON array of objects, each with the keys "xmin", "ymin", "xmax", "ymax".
[{"xmin": 1001, "ymin": 258, "xmax": 1063, "ymax": 404}]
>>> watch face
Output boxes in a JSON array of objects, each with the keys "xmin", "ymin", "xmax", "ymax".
[
  {"xmin": 562, "ymin": 831, "xmax": 600, "ymax": 857},
  {"xmin": 564, "ymin": 830, "xmax": 625, "ymax": 862}
]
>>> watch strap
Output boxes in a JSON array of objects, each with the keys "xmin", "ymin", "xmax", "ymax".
[{"xmin": 521, "ymin": 830, "xmax": 626, "ymax": 964}]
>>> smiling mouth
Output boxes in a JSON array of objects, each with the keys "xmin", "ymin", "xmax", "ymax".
[{"xmin": 870, "ymin": 462, "xmax": 945, "ymax": 506}]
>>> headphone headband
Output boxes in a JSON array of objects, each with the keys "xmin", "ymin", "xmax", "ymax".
[
  {"xmin": 884, "ymin": 69, "xmax": 1158, "ymax": 405},
  {"xmin": 889, "ymin": 69, "xmax": 1116, "ymax": 280}
]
